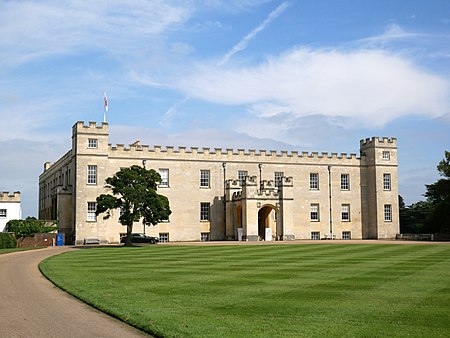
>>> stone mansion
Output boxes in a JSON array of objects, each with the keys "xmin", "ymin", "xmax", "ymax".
[{"xmin": 39, "ymin": 121, "xmax": 399, "ymax": 245}]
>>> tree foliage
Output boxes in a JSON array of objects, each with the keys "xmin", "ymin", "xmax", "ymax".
[
  {"xmin": 424, "ymin": 151, "xmax": 450, "ymax": 232},
  {"xmin": 400, "ymin": 151, "xmax": 450, "ymax": 234},
  {"xmin": 6, "ymin": 217, "xmax": 57, "ymax": 237},
  {"xmin": 0, "ymin": 233, "xmax": 17, "ymax": 249},
  {"xmin": 96, "ymin": 165, "xmax": 171, "ymax": 246}
]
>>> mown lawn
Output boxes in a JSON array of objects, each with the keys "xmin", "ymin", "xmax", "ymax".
[{"xmin": 40, "ymin": 244, "xmax": 450, "ymax": 337}]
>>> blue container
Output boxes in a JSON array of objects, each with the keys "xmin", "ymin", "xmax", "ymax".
[{"xmin": 56, "ymin": 233, "xmax": 65, "ymax": 246}]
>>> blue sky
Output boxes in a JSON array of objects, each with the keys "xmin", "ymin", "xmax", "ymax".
[{"xmin": 0, "ymin": 0, "xmax": 449, "ymax": 217}]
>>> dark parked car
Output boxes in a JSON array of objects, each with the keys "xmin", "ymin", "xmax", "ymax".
[{"xmin": 120, "ymin": 233, "xmax": 159, "ymax": 244}]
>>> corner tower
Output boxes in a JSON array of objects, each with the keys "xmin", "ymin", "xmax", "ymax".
[{"xmin": 360, "ymin": 137, "xmax": 399, "ymax": 239}]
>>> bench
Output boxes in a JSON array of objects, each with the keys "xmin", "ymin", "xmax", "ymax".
[{"xmin": 83, "ymin": 238, "xmax": 100, "ymax": 245}]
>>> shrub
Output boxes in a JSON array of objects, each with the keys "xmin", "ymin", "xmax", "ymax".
[
  {"xmin": 0, "ymin": 233, "xmax": 17, "ymax": 249},
  {"xmin": 5, "ymin": 217, "xmax": 57, "ymax": 237}
]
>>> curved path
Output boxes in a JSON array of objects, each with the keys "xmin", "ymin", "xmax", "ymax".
[{"xmin": 0, "ymin": 247, "xmax": 146, "ymax": 338}]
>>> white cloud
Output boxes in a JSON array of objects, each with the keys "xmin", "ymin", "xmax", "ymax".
[{"xmin": 177, "ymin": 48, "xmax": 449, "ymax": 127}]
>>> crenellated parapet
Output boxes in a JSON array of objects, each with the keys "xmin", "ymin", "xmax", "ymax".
[
  {"xmin": 73, "ymin": 121, "xmax": 108, "ymax": 135},
  {"xmin": 0, "ymin": 191, "xmax": 21, "ymax": 202},
  {"xmin": 108, "ymin": 142, "xmax": 360, "ymax": 163},
  {"xmin": 360, "ymin": 137, "xmax": 397, "ymax": 149}
]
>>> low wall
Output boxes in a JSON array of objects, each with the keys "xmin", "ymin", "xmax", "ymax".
[
  {"xmin": 16, "ymin": 233, "xmax": 57, "ymax": 248},
  {"xmin": 396, "ymin": 233, "xmax": 450, "ymax": 241}
]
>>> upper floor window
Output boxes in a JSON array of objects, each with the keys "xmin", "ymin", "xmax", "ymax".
[
  {"xmin": 310, "ymin": 173, "xmax": 319, "ymax": 190},
  {"xmin": 200, "ymin": 202, "xmax": 210, "ymax": 221},
  {"xmin": 0, "ymin": 209, "xmax": 6, "ymax": 218},
  {"xmin": 238, "ymin": 170, "xmax": 248, "ymax": 186},
  {"xmin": 382, "ymin": 151, "xmax": 390, "ymax": 160},
  {"xmin": 384, "ymin": 204, "xmax": 392, "ymax": 222},
  {"xmin": 310, "ymin": 203, "xmax": 319, "ymax": 221},
  {"xmin": 383, "ymin": 173, "xmax": 391, "ymax": 191},
  {"xmin": 88, "ymin": 138, "xmax": 98, "ymax": 148},
  {"xmin": 87, "ymin": 202, "xmax": 97, "ymax": 222},
  {"xmin": 275, "ymin": 172, "xmax": 284, "ymax": 188},
  {"xmin": 341, "ymin": 204, "xmax": 350, "ymax": 221},
  {"xmin": 87, "ymin": 165, "xmax": 97, "ymax": 185},
  {"xmin": 341, "ymin": 174, "xmax": 350, "ymax": 191},
  {"xmin": 159, "ymin": 169, "xmax": 169, "ymax": 187},
  {"xmin": 200, "ymin": 170, "xmax": 210, "ymax": 188}
]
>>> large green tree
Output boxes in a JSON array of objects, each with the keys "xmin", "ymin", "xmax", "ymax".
[
  {"xmin": 424, "ymin": 151, "xmax": 450, "ymax": 233},
  {"xmin": 96, "ymin": 165, "xmax": 171, "ymax": 246}
]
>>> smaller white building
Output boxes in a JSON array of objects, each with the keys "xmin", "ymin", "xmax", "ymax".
[{"xmin": 0, "ymin": 192, "xmax": 22, "ymax": 232}]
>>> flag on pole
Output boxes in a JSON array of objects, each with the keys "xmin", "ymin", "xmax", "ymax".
[{"xmin": 104, "ymin": 92, "xmax": 108, "ymax": 112}]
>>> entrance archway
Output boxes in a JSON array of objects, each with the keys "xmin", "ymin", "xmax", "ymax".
[{"xmin": 258, "ymin": 205, "xmax": 277, "ymax": 241}]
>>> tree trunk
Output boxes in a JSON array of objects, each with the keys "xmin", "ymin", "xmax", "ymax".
[{"xmin": 123, "ymin": 223, "xmax": 134, "ymax": 246}]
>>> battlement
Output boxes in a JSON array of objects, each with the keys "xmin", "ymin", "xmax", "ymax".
[
  {"xmin": 0, "ymin": 191, "xmax": 21, "ymax": 202},
  {"xmin": 360, "ymin": 137, "xmax": 397, "ymax": 148},
  {"xmin": 73, "ymin": 121, "xmax": 108, "ymax": 135},
  {"xmin": 108, "ymin": 143, "xmax": 359, "ymax": 161}
]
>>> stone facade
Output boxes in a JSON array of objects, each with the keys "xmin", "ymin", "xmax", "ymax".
[
  {"xmin": 39, "ymin": 121, "xmax": 399, "ymax": 244},
  {"xmin": 0, "ymin": 192, "xmax": 22, "ymax": 232}
]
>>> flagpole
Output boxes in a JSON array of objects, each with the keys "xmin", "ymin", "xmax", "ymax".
[{"xmin": 103, "ymin": 92, "xmax": 108, "ymax": 123}]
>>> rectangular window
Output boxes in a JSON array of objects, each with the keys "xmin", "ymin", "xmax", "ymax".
[
  {"xmin": 341, "ymin": 204, "xmax": 350, "ymax": 221},
  {"xmin": 0, "ymin": 209, "xmax": 6, "ymax": 218},
  {"xmin": 341, "ymin": 174, "xmax": 349, "ymax": 191},
  {"xmin": 200, "ymin": 170, "xmax": 210, "ymax": 188},
  {"xmin": 87, "ymin": 165, "xmax": 97, "ymax": 185},
  {"xmin": 310, "ymin": 204, "xmax": 319, "ymax": 221},
  {"xmin": 238, "ymin": 170, "xmax": 248, "ymax": 186},
  {"xmin": 87, "ymin": 138, "xmax": 98, "ymax": 149},
  {"xmin": 383, "ymin": 173, "xmax": 391, "ymax": 191},
  {"xmin": 275, "ymin": 172, "xmax": 284, "ymax": 187},
  {"xmin": 384, "ymin": 204, "xmax": 392, "ymax": 222},
  {"xmin": 159, "ymin": 233, "xmax": 169, "ymax": 243},
  {"xmin": 342, "ymin": 231, "xmax": 351, "ymax": 240},
  {"xmin": 87, "ymin": 202, "xmax": 96, "ymax": 222},
  {"xmin": 310, "ymin": 173, "xmax": 319, "ymax": 190},
  {"xmin": 201, "ymin": 232, "xmax": 210, "ymax": 242},
  {"xmin": 200, "ymin": 202, "xmax": 210, "ymax": 221},
  {"xmin": 311, "ymin": 232, "xmax": 320, "ymax": 240},
  {"xmin": 382, "ymin": 151, "xmax": 390, "ymax": 160},
  {"xmin": 159, "ymin": 169, "xmax": 169, "ymax": 187}
]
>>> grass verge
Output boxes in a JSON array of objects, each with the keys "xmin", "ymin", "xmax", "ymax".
[
  {"xmin": 0, "ymin": 247, "xmax": 45, "ymax": 255},
  {"xmin": 40, "ymin": 244, "xmax": 450, "ymax": 337}
]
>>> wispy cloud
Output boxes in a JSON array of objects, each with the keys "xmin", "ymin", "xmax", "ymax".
[
  {"xmin": 0, "ymin": 1, "xmax": 192, "ymax": 66},
  {"xmin": 160, "ymin": 1, "xmax": 290, "ymax": 126},
  {"xmin": 358, "ymin": 23, "xmax": 424, "ymax": 46},
  {"xmin": 218, "ymin": 1, "xmax": 290, "ymax": 65}
]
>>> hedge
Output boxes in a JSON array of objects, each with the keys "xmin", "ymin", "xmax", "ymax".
[{"xmin": 0, "ymin": 233, "xmax": 17, "ymax": 249}]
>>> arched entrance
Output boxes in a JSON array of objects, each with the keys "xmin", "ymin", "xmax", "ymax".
[{"xmin": 258, "ymin": 205, "xmax": 277, "ymax": 241}]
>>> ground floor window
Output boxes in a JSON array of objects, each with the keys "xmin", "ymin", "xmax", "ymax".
[
  {"xmin": 310, "ymin": 204, "xmax": 319, "ymax": 221},
  {"xmin": 311, "ymin": 231, "xmax": 320, "ymax": 240},
  {"xmin": 87, "ymin": 202, "xmax": 96, "ymax": 222},
  {"xmin": 159, "ymin": 233, "xmax": 169, "ymax": 243},
  {"xmin": 384, "ymin": 204, "xmax": 392, "ymax": 222},
  {"xmin": 201, "ymin": 232, "xmax": 210, "ymax": 241},
  {"xmin": 342, "ymin": 231, "xmax": 351, "ymax": 240},
  {"xmin": 200, "ymin": 202, "xmax": 210, "ymax": 221},
  {"xmin": 341, "ymin": 204, "xmax": 350, "ymax": 221}
]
